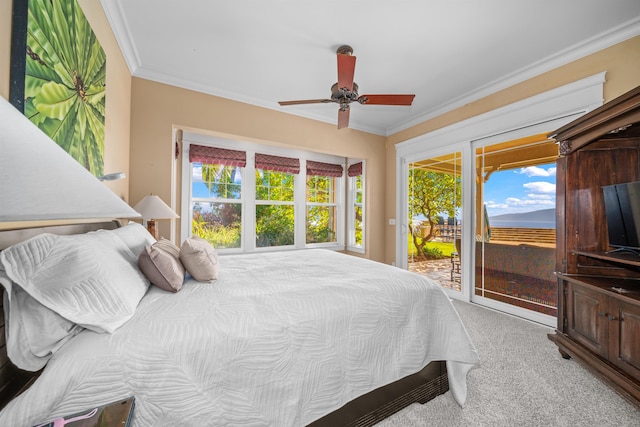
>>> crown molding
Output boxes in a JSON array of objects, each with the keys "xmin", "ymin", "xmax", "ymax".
[{"xmin": 100, "ymin": 0, "xmax": 141, "ymax": 75}]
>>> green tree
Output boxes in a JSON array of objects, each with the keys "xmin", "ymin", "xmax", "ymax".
[
  {"xmin": 306, "ymin": 176, "xmax": 336, "ymax": 243},
  {"xmin": 192, "ymin": 207, "xmax": 241, "ymax": 248},
  {"xmin": 256, "ymin": 170, "xmax": 295, "ymax": 247},
  {"xmin": 353, "ymin": 175, "xmax": 363, "ymax": 246},
  {"xmin": 256, "ymin": 205, "xmax": 295, "ymax": 246},
  {"xmin": 408, "ymin": 169, "xmax": 461, "ymax": 257},
  {"xmin": 193, "ymin": 164, "xmax": 242, "ymax": 248},
  {"xmin": 203, "ymin": 165, "xmax": 241, "ymax": 199}
]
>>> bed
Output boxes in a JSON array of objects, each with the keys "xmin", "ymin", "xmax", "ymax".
[{"xmin": 0, "ymin": 221, "xmax": 479, "ymax": 426}]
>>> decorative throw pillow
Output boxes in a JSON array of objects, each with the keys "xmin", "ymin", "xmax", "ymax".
[
  {"xmin": 138, "ymin": 238, "xmax": 185, "ymax": 292},
  {"xmin": 180, "ymin": 236, "xmax": 219, "ymax": 282}
]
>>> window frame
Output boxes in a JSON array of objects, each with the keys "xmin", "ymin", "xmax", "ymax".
[
  {"xmin": 255, "ymin": 168, "xmax": 296, "ymax": 249},
  {"xmin": 346, "ymin": 160, "xmax": 366, "ymax": 253},
  {"xmin": 190, "ymin": 163, "xmax": 244, "ymax": 251},
  {"xmin": 305, "ymin": 174, "xmax": 341, "ymax": 246}
]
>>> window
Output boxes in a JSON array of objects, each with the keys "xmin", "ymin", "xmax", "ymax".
[
  {"xmin": 183, "ymin": 138, "xmax": 364, "ymax": 254},
  {"xmin": 306, "ymin": 161, "xmax": 342, "ymax": 244},
  {"xmin": 347, "ymin": 161, "xmax": 365, "ymax": 251},
  {"xmin": 255, "ymin": 153, "xmax": 299, "ymax": 248},
  {"xmin": 189, "ymin": 145, "xmax": 246, "ymax": 249},
  {"xmin": 306, "ymin": 175, "xmax": 338, "ymax": 244}
]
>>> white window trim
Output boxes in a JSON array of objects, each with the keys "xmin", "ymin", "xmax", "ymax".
[
  {"xmin": 187, "ymin": 163, "xmax": 246, "ymax": 254},
  {"xmin": 304, "ymin": 161, "xmax": 345, "ymax": 249},
  {"xmin": 346, "ymin": 160, "xmax": 366, "ymax": 254},
  {"xmin": 181, "ymin": 133, "xmax": 348, "ymax": 253}
]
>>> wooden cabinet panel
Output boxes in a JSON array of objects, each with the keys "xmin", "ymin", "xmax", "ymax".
[
  {"xmin": 613, "ymin": 300, "xmax": 640, "ymax": 378},
  {"xmin": 568, "ymin": 283, "xmax": 608, "ymax": 357}
]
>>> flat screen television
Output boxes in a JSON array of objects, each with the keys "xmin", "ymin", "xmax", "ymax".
[{"xmin": 602, "ymin": 181, "xmax": 640, "ymax": 255}]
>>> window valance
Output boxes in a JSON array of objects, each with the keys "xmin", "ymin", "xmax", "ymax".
[
  {"xmin": 255, "ymin": 153, "xmax": 300, "ymax": 174},
  {"xmin": 306, "ymin": 160, "xmax": 344, "ymax": 177},
  {"xmin": 348, "ymin": 162, "xmax": 363, "ymax": 177},
  {"xmin": 189, "ymin": 144, "xmax": 246, "ymax": 167}
]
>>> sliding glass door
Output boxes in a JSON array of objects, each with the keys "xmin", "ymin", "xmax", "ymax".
[
  {"xmin": 473, "ymin": 134, "xmax": 558, "ymax": 324},
  {"xmin": 399, "ymin": 133, "xmax": 558, "ymax": 325}
]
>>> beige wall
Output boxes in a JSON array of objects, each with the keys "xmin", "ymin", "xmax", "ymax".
[
  {"xmin": 0, "ymin": 0, "xmax": 11, "ymax": 99},
  {"xmin": 129, "ymin": 78, "xmax": 387, "ymax": 260},
  {"xmin": 0, "ymin": 0, "xmax": 132, "ymax": 203},
  {"xmin": 383, "ymin": 36, "xmax": 640, "ymax": 264}
]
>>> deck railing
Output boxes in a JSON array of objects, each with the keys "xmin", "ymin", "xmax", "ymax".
[
  {"xmin": 423, "ymin": 225, "xmax": 556, "ymax": 245},
  {"xmin": 488, "ymin": 227, "xmax": 556, "ymax": 245}
]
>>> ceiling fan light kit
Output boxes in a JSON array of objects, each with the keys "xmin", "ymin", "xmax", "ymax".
[{"xmin": 279, "ymin": 45, "xmax": 415, "ymax": 129}]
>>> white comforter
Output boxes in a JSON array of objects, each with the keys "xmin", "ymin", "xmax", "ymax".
[{"xmin": 0, "ymin": 249, "xmax": 479, "ymax": 427}]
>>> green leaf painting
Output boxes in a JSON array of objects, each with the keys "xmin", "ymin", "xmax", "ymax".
[{"xmin": 23, "ymin": 0, "xmax": 106, "ymax": 175}]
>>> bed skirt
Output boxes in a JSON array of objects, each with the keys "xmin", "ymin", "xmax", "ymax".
[{"xmin": 309, "ymin": 360, "xmax": 448, "ymax": 427}]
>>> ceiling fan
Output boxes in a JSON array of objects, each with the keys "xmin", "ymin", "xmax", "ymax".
[{"xmin": 278, "ymin": 45, "xmax": 416, "ymax": 129}]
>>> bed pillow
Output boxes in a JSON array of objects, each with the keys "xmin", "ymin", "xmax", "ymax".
[
  {"xmin": 179, "ymin": 236, "xmax": 219, "ymax": 282},
  {"xmin": 0, "ymin": 269, "xmax": 84, "ymax": 371},
  {"xmin": 138, "ymin": 238, "xmax": 185, "ymax": 292},
  {"xmin": 0, "ymin": 222, "xmax": 154, "ymax": 335}
]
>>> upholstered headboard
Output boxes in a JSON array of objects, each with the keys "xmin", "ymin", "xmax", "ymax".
[{"xmin": 0, "ymin": 221, "xmax": 120, "ymax": 410}]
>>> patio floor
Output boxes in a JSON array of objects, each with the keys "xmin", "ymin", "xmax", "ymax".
[
  {"xmin": 408, "ymin": 258, "xmax": 461, "ymax": 291},
  {"xmin": 409, "ymin": 256, "xmax": 557, "ymax": 316}
]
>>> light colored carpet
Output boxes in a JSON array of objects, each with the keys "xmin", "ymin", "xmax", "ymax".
[{"xmin": 378, "ymin": 300, "xmax": 640, "ymax": 427}]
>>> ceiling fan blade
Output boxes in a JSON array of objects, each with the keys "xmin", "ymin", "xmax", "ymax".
[
  {"xmin": 359, "ymin": 94, "xmax": 415, "ymax": 105},
  {"xmin": 337, "ymin": 54, "xmax": 356, "ymax": 91},
  {"xmin": 337, "ymin": 107, "xmax": 350, "ymax": 129},
  {"xmin": 278, "ymin": 99, "xmax": 332, "ymax": 106}
]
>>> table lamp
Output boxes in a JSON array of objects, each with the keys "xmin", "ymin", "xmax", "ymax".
[{"xmin": 133, "ymin": 195, "xmax": 179, "ymax": 239}]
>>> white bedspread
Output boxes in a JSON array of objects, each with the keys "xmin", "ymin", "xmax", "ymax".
[{"xmin": 0, "ymin": 249, "xmax": 479, "ymax": 426}]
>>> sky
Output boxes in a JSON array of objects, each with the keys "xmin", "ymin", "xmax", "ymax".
[
  {"xmin": 484, "ymin": 163, "xmax": 556, "ymax": 217},
  {"xmin": 192, "ymin": 164, "xmax": 243, "ymax": 199}
]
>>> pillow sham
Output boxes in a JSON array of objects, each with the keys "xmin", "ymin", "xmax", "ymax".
[
  {"xmin": 0, "ymin": 269, "xmax": 84, "ymax": 371},
  {"xmin": 179, "ymin": 236, "xmax": 219, "ymax": 282},
  {"xmin": 0, "ymin": 222, "xmax": 154, "ymax": 335},
  {"xmin": 138, "ymin": 238, "xmax": 185, "ymax": 292}
]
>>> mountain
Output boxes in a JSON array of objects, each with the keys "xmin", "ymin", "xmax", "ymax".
[{"xmin": 490, "ymin": 208, "xmax": 555, "ymax": 223}]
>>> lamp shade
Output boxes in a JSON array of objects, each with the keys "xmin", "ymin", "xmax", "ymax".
[
  {"xmin": 133, "ymin": 195, "xmax": 179, "ymax": 220},
  {"xmin": 0, "ymin": 96, "xmax": 140, "ymax": 222}
]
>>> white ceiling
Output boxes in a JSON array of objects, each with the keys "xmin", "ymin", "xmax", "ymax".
[{"xmin": 101, "ymin": 0, "xmax": 640, "ymax": 136}]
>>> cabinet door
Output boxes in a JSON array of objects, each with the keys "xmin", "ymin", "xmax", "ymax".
[
  {"xmin": 567, "ymin": 283, "xmax": 608, "ymax": 358},
  {"xmin": 609, "ymin": 299, "xmax": 640, "ymax": 378}
]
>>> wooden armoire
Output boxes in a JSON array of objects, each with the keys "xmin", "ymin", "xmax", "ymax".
[{"xmin": 548, "ymin": 85, "xmax": 640, "ymax": 405}]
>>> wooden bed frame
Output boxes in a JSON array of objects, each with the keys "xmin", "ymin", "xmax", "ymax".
[{"xmin": 0, "ymin": 221, "xmax": 449, "ymax": 425}]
